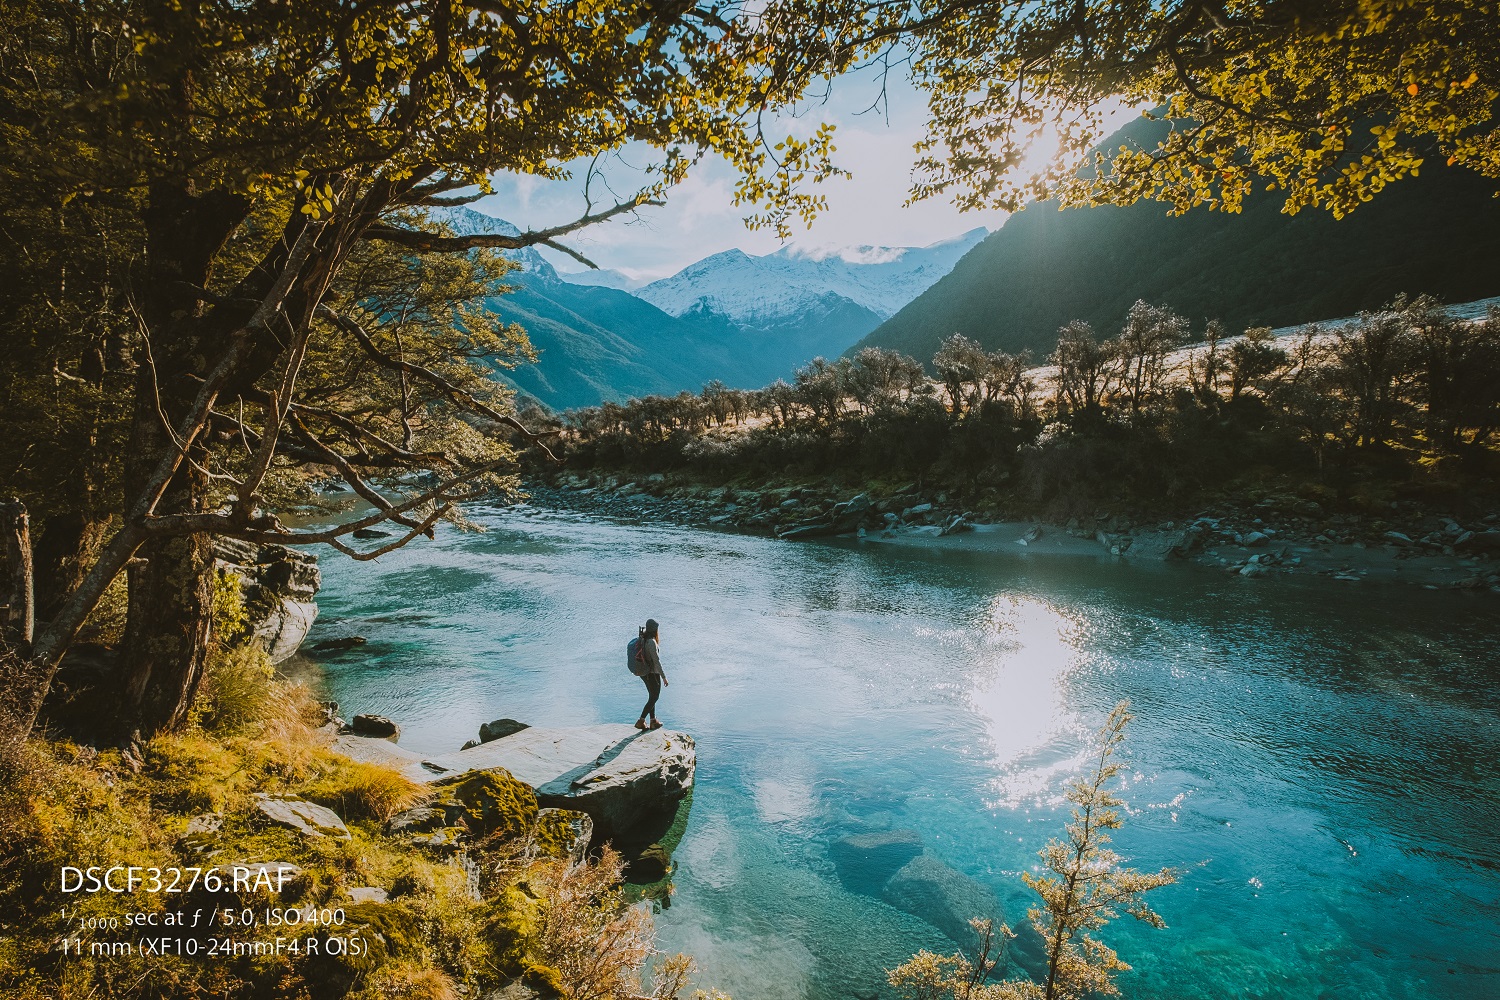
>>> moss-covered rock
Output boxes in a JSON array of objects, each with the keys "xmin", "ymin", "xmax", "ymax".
[
  {"xmin": 301, "ymin": 901, "xmax": 421, "ymax": 995},
  {"xmin": 532, "ymin": 808, "xmax": 592, "ymax": 865},
  {"xmin": 445, "ymin": 768, "xmax": 539, "ymax": 842}
]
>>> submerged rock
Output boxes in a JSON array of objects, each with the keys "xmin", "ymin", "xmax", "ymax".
[
  {"xmin": 312, "ymin": 636, "xmax": 367, "ymax": 652},
  {"xmin": 830, "ymin": 828, "xmax": 923, "ymax": 894},
  {"xmin": 882, "ymin": 854, "xmax": 1004, "ymax": 953}
]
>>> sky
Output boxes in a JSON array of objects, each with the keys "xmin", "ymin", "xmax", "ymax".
[{"xmin": 470, "ymin": 71, "xmax": 1025, "ymax": 282}]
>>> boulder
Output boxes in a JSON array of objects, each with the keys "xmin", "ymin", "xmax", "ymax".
[
  {"xmin": 533, "ymin": 808, "xmax": 594, "ymax": 866},
  {"xmin": 348, "ymin": 886, "xmax": 389, "ymax": 904},
  {"xmin": 213, "ymin": 538, "xmax": 321, "ymax": 662},
  {"xmin": 352, "ymin": 714, "xmax": 401, "ymax": 741},
  {"xmin": 332, "ymin": 724, "xmax": 695, "ymax": 849},
  {"xmin": 384, "ymin": 806, "xmax": 454, "ymax": 836},
  {"xmin": 252, "ymin": 794, "xmax": 351, "ymax": 840},
  {"xmin": 312, "ymin": 636, "xmax": 367, "ymax": 652},
  {"xmin": 830, "ymin": 828, "xmax": 923, "ymax": 894},
  {"xmin": 480, "ymin": 718, "xmax": 531, "ymax": 744},
  {"xmin": 882, "ymin": 854, "xmax": 1004, "ymax": 952}
]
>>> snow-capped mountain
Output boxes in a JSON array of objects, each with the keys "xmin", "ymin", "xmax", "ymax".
[
  {"xmin": 425, "ymin": 206, "xmax": 557, "ymax": 279},
  {"xmin": 403, "ymin": 207, "xmax": 992, "ymax": 409},
  {"xmin": 625, "ymin": 229, "xmax": 988, "ymax": 325}
]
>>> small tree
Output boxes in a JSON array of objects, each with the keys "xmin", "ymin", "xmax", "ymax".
[
  {"xmin": 1227, "ymin": 327, "xmax": 1290, "ymax": 401},
  {"xmin": 1117, "ymin": 301, "xmax": 1187, "ymax": 416},
  {"xmin": 1049, "ymin": 321, "xmax": 1117, "ymax": 420},
  {"xmin": 888, "ymin": 701, "xmax": 1175, "ymax": 1000}
]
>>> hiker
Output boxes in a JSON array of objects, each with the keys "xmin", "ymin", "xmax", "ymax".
[{"xmin": 629, "ymin": 618, "xmax": 668, "ymax": 730}]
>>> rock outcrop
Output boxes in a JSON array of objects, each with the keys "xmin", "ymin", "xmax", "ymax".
[
  {"xmin": 252, "ymin": 793, "xmax": 351, "ymax": 840},
  {"xmin": 334, "ymin": 724, "xmax": 694, "ymax": 847},
  {"xmin": 214, "ymin": 538, "xmax": 321, "ymax": 662}
]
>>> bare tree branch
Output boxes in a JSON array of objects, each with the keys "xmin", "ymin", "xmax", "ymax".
[
  {"xmin": 365, "ymin": 195, "xmax": 663, "ymax": 258},
  {"xmin": 319, "ymin": 304, "xmax": 561, "ymax": 461}
]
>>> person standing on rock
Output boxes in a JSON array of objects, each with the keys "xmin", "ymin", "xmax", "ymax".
[{"xmin": 632, "ymin": 618, "xmax": 668, "ymax": 730}]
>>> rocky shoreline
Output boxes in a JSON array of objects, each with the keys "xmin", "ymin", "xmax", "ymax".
[{"xmin": 522, "ymin": 471, "xmax": 1500, "ymax": 593}]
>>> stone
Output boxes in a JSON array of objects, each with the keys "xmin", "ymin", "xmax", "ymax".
[
  {"xmin": 385, "ymin": 806, "xmax": 453, "ymax": 836},
  {"xmin": 446, "ymin": 768, "xmax": 539, "ymax": 841},
  {"xmin": 213, "ymin": 538, "xmax": 321, "ymax": 662},
  {"xmin": 479, "ymin": 718, "xmax": 531, "ymax": 744},
  {"xmin": 939, "ymin": 515, "xmax": 971, "ymax": 537},
  {"xmin": 882, "ymin": 854, "xmax": 1004, "ymax": 952},
  {"xmin": 1383, "ymin": 531, "xmax": 1413, "ymax": 545},
  {"xmin": 533, "ymin": 808, "xmax": 594, "ymax": 866},
  {"xmin": 1022, "ymin": 525, "xmax": 1043, "ymax": 543},
  {"xmin": 312, "ymin": 636, "xmax": 367, "ymax": 651},
  {"xmin": 1458, "ymin": 530, "xmax": 1500, "ymax": 552},
  {"xmin": 185, "ymin": 811, "xmax": 225, "ymax": 837},
  {"xmin": 333, "ymin": 724, "xmax": 695, "ymax": 848},
  {"xmin": 352, "ymin": 714, "xmax": 400, "ymax": 741},
  {"xmin": 349, "ymin": 887, "xmax": 389, "ymax": 904},
  {"xmin": 830, "ymin": 828, "xmax": 923, "ymax": 894},
  {"xmin": 252, "ymin": 794, "xmax": 351, "ymax": 840},
  {"xmin": 1242, "ymin": 531, "xmax": 1270, "ymax": 547}
]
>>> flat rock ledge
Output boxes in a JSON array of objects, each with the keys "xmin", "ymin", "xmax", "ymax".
[{"xmin": 333, "ymin": 724, "xmax": 694, "ymax": 845}]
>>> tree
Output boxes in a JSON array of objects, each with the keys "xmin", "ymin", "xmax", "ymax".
[
  {"xmin": 1328, "ymin": 308, "xmax": 1421, "ymax": 448},
  {"xmin": 1227, "ymin": 326, "xmax": 1290, "ymax": 401},
  {"xmin": 834, "ymin": 1, "xmax": 1500, "ymax": 217},
  {"xmin": 1116, "ymin": 300, "xmax": 1187, "ymax": 417},
  {"xmin": 934, "ymin": 334, "xmax": 991, "ymax": 418},
  {"xmin": 1405, "ymin": 298, "xmax": 1500, "ymax": 451},
  {"xmin": 1049, "ymin": 321, "xmax": 1117, "ymax": 419},
  {"xmin": 0, "ymin": 0, "xmax": 878, "ymax": 740},
  {"xmin": 887, "ymin": 701, "xmax": 1175, "ymax": 1000}
]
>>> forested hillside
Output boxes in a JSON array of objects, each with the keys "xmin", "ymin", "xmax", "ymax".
[{"xmin": 856, "ymin": 128, "xmax": 1500, "ymax": 363}]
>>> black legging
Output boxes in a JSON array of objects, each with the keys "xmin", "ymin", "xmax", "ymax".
[{"xmin": 640, "ymin": 674, "xmax": 661, "ymax": 719}]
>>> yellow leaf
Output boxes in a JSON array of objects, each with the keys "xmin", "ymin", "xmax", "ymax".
[{"xmin": 1407, "ymin": 83, "xmax": 1419, "ymax": 96}]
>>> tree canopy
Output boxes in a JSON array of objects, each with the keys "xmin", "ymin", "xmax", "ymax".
[{"xmin": 859, "ymin": 0, "xmax": 1500, "ymax": 216}]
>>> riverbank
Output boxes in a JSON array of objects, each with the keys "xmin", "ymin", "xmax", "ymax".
[{"xmin": 524, "ymin": 471, "xmax": 1500, "ymax": 593}]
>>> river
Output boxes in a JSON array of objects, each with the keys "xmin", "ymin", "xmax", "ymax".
[{"xmin": 306, "ymin": 502, "xmax": 1500, "ymax": 1000}]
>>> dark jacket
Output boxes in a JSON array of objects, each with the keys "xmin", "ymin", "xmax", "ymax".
[{"xmin": 638, "ymin": 636, "xmax": 664, "ymax": 679}]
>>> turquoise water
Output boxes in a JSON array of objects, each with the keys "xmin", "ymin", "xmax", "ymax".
[{"xmin": 307, "ymin": 504, "xmax": 1500, "ymax": 1000}]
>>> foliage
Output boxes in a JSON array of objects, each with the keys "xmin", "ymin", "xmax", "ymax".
[
  {"xmin": 826, "ymin": 0, "xmax": 1500, "ymax": 216},
  {"xmin": 555, "ymin": 295, "xmax": 1500, "ymax": 516},
  {"xmin": 0, "ymin": 675, "xmax": 707, "ymax": 1000},
  {"xmin": 886, "ymin": 703, "xmax": 1175, "ymax": 1000},
  {"xmin": 1021, "ymin": 702, "xmax": 1176, "ymax": 1000}
]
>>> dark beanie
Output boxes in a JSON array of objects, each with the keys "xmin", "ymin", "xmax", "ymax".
[{"xmin": 644, "ymin": 618, "xmax": 659, "ymax": 637}]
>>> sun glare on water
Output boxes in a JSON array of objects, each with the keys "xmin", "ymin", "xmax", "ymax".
[{"xmin": 968, "ymin": 594, "xmax": 1092, "ymax": 807}]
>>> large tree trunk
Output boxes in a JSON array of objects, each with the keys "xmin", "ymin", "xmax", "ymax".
[
  {"xmin": 32, "ymin": 509, "xmax": 111, "ymax": 624},
  {"xmin": 114, "ymin": 184, "xmax": 244, "ymax": 736},
  {"xmin": 2, "ymin": 500, "xmax": 33, "ymax": 648}
]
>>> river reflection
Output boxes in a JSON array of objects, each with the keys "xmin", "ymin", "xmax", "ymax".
[{"xmin": 309, "ymin": 505, "xmax": 1500, "ymax": 1000}]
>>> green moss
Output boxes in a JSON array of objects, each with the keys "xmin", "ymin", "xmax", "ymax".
[
  {"xmin": 301, "ymin": 901, "xmax": 421, "ymax": 994},
  {"xmin": 532, "ymin": 808, "xmax": 590, "ymax": 861},
  {"xmin": 442, "ymin": 768, "xmax": 538, "ymax": 842}
]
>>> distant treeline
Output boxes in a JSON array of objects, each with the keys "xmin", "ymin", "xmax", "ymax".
[{"xmin": 537, "ymin": 295, "xmax": 1500, "ymax": 513}]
